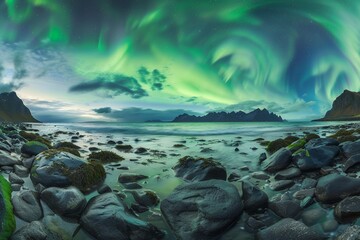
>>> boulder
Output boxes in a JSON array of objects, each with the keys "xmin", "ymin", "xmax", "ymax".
[
  {"xmin": 269, "ymin": 200, "xmax": 302, "ymax": 218},
  {"xmin": 315, "ymin": 174, "xmax": 360, "ymax": 203},
  {"xmin": 10, "ymin": 221, "xmax": 47, "ymax": 240},
  {"xmin": 262, "ymin": 148, "xmax": 292, "ymax": 173},
  {"xmin": 0, "ymin": 150, "xmax": 20, "ymax": 166},
  {"xmin": 118, "ymin": 173, "xmax": 148, "ymax": 183},
  {"xmin": 334, "ymin": 196, "xmax": 360, "ymax": 222},
  {"xmin": 270, "ymin": 180, "xmax": 294, "ymax": 191},
  {"xmin": 21, "ymin": 141, "xmax": 49, "ymax": 156},
  {"xmin": 305, "ymin": 138, "xmax": 339, "ymax": 149},
  {"xmin": 173, "ymin": 156, "xmax": 226, "ymax": 182},
  {"xmin": 294, "ymin": 146, "xmax": 339, "ymax": 171},
  {"xmin": 31, "ymin": 150, "xmax": 105, "ymax": 191},
  {"xmin": 9, "ymin": 173, "xmax": 24, "ymax": 184},
  {"xmin": 0, "ymin": 175, "xmax": 16, "ymax": 239},
  {"xmin": 336, "ymin": 225, "xmax": 360, "ymax": 240},
  {"xmin": 343, "ymin": 154, "xmax": 360, "ymax": 172},
  {"xmin": 257, "ymin": 218, "xmax": 325, "ymax": 240},
  {"xmin": 80, "ymin": 193, "xmax": 164, "ymax": 240},
  {"xmin": 242, "ymin": 181, "xmax": 268, "ymax": 212},
  {"xmin": 160, "ymin": 180, "xmax": 243, "ymax": 239},
  {"xmin": 130, "ymin": 190, "xmax": 160, "ymax": 207},
  {"xmin": 274, "ymin": 167, "xmax": 301, "ymax": 180},
  {"xmin": 342, "ymin": 141, "xmax": 360, "ymax": 158},
  {"xmin": 11, "ymin": 190, "xmax": 43, "ymax": 222},
  {"xmin": 41, "ymin": 186, "xmax": 87, "ymax": 219}
]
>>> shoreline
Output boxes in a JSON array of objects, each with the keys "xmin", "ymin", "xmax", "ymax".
[{"xmin": 1, "ymin": 122, "xmax": 360, "ymax": 239}]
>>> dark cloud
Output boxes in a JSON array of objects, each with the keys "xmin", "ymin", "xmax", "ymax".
[
  {"xmin": 93, "ymin": 107, "xmax": 112, "ymax": 114},
  {"xmin": 13, "ymin": 53, "xmax": 28, "ymax": 80},
  {"xmin": 138, "ymin": 67, "xmax": 166, "ymax": 91},
  {"xmin": 69, "ymin": 74, "xmax": 148, "ymax": 98},
  {"xmin": 94, "ymin": 107, "xmax": 199, "ymax": 122}
]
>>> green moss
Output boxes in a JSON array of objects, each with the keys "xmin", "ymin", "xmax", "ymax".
[
  {"xmin": 57, "ymin": 147, "xmax": 81, "ymax": 157},
  {"xmin": 55, "ymin": 142, "xmax": 81, "ymax": 150},
  {"xmin": 0, "ymin": 175, "xmax": 16, "ymax": 239},
  {"xmin": 329, "ymin": 129, "xmax": 357, "ymax": 143},
  {"xmin": 287, "ymin": 138, "xmax": 306, "ymax": 152},
  {"xmin": 266, "ymin": 139, "xmax": 288, "ymax": 154},
  {"xmin": 20, "ymin": 131, "xmax": 52, "ymax": 148},
  {"xmin": 67, "ymin": 161, "xmax": 106, "ymax": 192},
  {"xmin": 88, "ymin": 151, "xmax": 124, "ymax": 163},
  {"xmin": 284, "ymin": 136, "xmax": 299, "ymax": 144},
  {"xmin": 26, "ymin": 140, "xmax": 48, "ymax": 148}
]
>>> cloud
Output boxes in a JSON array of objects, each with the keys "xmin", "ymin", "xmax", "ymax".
[
  {"xmin": 93, "ymin": 107, "xmax": 199, "ymax": 122},
  {"xmin": 69, "ymin": 74, "xmax": 148, "ymax": 99},
  {"xmin": 93, "ymin": 107, "xmax": 112, "ymax": 114},
  {"xmin": 138, "ymin": 67, "xmax": 166, "ymax": 91}
]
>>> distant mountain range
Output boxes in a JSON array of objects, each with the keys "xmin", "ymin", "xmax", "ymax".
[
  {"xmin": 315, "ymin": 90, "xmax": 360, "ymax": 121},
  {"xmin": 0, "ymin": 92, "xmax": 39, "ymax": 123},
  {"xmin": 173, "ymin": 108, "xmax": 284, "ymax": 122}
]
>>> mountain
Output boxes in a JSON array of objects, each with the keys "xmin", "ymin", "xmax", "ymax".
[
  {"xmin": 315, "ymin": 90, "xmax": 360, "ymax": 121},
  {"xmin": 0, "ymin": 92, "xmax": 39, "ymax": 123},
  {"xmin": 173, "ymin": 108, "xmax": 283, "ymax": 122}
]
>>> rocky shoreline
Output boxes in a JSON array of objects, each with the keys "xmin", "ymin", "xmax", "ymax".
[{"xmin": 1, "ymin": 122, "xmax": 360, "ymax": 239}]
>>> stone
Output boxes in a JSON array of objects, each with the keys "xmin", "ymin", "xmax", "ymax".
[
  {"xmin": 161, "ymin": 180, "xmax": 243, "ymax": 239},
  {"xmin": 80, "ymin": 193, "xmax": 164, "ymax": 240},
  {"xmin": 262, "ymin": 148, "xmax": 292, "ymax": 173},
  {"xmin": 294, "ymin": 146, "xmax": 339, "ymax": 171},
  {"xmin": 342, "ymin": 141, "xmax": 360, "ymax": 158},
  {"xmin": 242, "ymin": 181, "xmax": 268, "ymax": 212},
  {"xmin": 9, "ymin": 173, "xmax": 24, "ymax": 184},
  {"xmin": 14, "ymin": 165, "xmax": 28, "ymax": 177},
  {"xmin": 257, "ymin": 218, "xmax": 325, "ymax": 240},
  {"xmin": 21, "ymin": 141, "xmax": 49, "ymax": 156},
  {"xmin": 122, "ymin": 182, "xmax": 142, "ymax": 189},
  {"xmin": 336, "ymin": 225, "xmax": 360, "ymax": 240},
  {"xmin": 41, "ymin": 186, "xmax": 87, "ymax": 219},
  {"xmin": 228, "ymin": 172, "xmax": 241, "ymax": 182},
  {"xmin": 274, "ymin": 167, "xmax": 301, "ymax": 180},
  {"xmin": 268, "ymin": 200, "xmax": 302, "ymax": 218},
  {"xmin": 343, "ymin": 154, "xmax": 360, "ymax": 172},
  {"xmin": 252, "ymin": 171, "xmax": 270, "ymax": 180},
  {"xmin": 305, "ymin": 138, "xmax": 339, "ymax": 149},
  {"xmin": 11, "ymin": 190, "xmax": 43, "ymax": 222},
  {"xmin": 97, "ymin": 184, "xmax": 112, "ymax": 194},
  {"xmin": 0, "ymin": 151, "xmax": 20, "ymax": 166},
  {"xmin": 293, "ymin": 188, "xmax": 315, "ymax": 200},
  {"xmin": 301, "ymin": 178, "xmax": 317, "ymax": 189},
  {"xmin": 173, "ymin": 156, "xmax": 226, "ymax": 182},
  {"xmin": 131, "ymin": 190, "xmax": 160, "ymax": 207},
  {"xmin": 10, "ymin": 221, "xmax": 47, "ymax": 240},
  {"xmin": 301, "ymin": 208, "xmax": 327, "ymax": 226},
  {"xmin": 118, "ymin": 173, "xmax": 148, "ymax": 183},
  {"xmin": 315, "ymin": 174, "xmax": 360, "ymax": 203},
  {"xmin": 270, "ymin": 180, "xmax": 294, "ymax": 191},
  {"xmin": 334, "ymin": 196, "xmax": 360, "ymax": 222}
]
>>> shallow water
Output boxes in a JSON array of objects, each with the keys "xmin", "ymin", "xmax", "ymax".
[{"xmin": 9, "ymin": 121, "xmax": 359, "ymax": 239}]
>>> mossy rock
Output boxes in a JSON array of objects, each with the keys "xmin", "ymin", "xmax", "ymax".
[
  {"xmin": 57, "ymin": 147, "xmax": 81, "ymax": 157},
  {"xmin": 337, "ymin": 135, "xmax": 359, "ymax": 143},
  {"xmin": 287, "ymin": 138, "xmax": 306, "ymax": 153},
  {"xmin": 284, "ymin": 136, "xmax": 299, "ymax": 144},
  {"xmin": 55, "ymin": 142, "xmax": 81, "ymax": 150},
  {"xmin": 329, "ymin": 129, "xmax": 357, "ymax": 143},
  {"xmin": 115, "ymin": 144, "xmax": 133, "ymax": 152},
  {"xmin": 0, "ymin": 175, "xmax": 16, "ymax": 239},
  {"xmin": 19, "ymin": 131, "xmax": 52, "ymax": 148},
  {"xmin": 21, "ymin": 140, "xmax": 49, "ymax": 156},
  {"xmin": 304, "ymin": 133, "xmax": 320, "ymax": 142},
  {"xmin": 266, "ymin": 139, "xmax": 288, "ymax": 154},
  {"xmin": 88, "ymin": 151, "xmax": 124, "ymax": 164}
]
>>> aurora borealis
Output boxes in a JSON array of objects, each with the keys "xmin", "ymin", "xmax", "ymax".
[{"xmin": 1, "ymin": 0, "xmax": 360, "ymax": 122}]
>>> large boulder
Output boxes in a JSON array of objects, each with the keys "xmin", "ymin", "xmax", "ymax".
[
  {"xmin": 343, "ymin": 154, "xmax": 360, "ymax": 172},
  {"xmin": 41, "ymin": 186, "xmax": 87, "ymax": 219},
  {"xmin": 262, "ymin": 148, "xmax": 292, "ymax": 173},
  {"xmin": 242, "ymin": 181, "xmax": 268, "ymax": 212},
  {"xmin": 0, "ymin": 175, "xmax": 16, "ymax": 239},
  {"xmin": 173, "ymin": 156, "xmax": 226, "ymax": 182},
  {"xmin": 315, "ymin": 174, "xmax": 360, "ymax": 203},
  {"xmin": 294, "ymin": 146, "xmax": 339, "ymax": 171},
  {"xmin": 10, "ymin": 221, "xmax": 47, "ymax": 240},
  {"xmin": 21, "ymin": 141, "xmax": 49, "ymax": 156},
  {"xmin": 305, "ymin": 138, "xmax": 339, "ymax": 149},
  {"xmin": 257, "ymin": 218, "xmax": 325, "ymax": 240},
  {"xmin": 161, "ymin": 180, "xmax": 243, "ymax": 239},
  {"xmin": 31, "ymin": 150, "xmax": 105, "ymax": 191},
  {"xmin": 80, "ymin": 193, "xmax": 164, "ymax": 240},
  {"xmin": 11, "ymin": 190, "xmax": 43, "ymax": 222},
  {"xmin": 336, "ymin": 225, "xmax": 360, "ymax": 240},
  {"xmin": 334, "ymin": 196, "xmax": 360, "ymax": 222}
]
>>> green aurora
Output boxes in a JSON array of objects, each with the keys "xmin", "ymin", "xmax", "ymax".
[{"xmin": 0, "ymin": 0, "xmax": 360, "ymax": 121}]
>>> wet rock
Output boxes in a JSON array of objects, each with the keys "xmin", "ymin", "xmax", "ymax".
[
  {"xmin": 334, "ymin": 196, "xmax": 360, "ymax": 222},
  {"xmin": 300, "ymin": 196, "xmax": 314, "ymax": 208},
  {"xmin": 228, "ymin": 172, "xmax": 241, "ymax": 182},
  {"xmin": 321, "ymin": 219, "xmax": 338, "ymax": 233},
  {"xmin": 301, "ymin": 178, "xmax": 317, "ymax": 189},
  {"xmin": 22, "ymin": 156, "xmax": 35, "ymax": 169},
  {"xmin": 270, "ymin": 180, "xmax": 294, "ymax": 191},
  {"xmin": 135, "ymin": 147, "xmax": 147, "ymax": 154},
  {"xmin": 269, "ymin": 200, "xmax": 301, "ymax": 218},
  {"xmin": 274, "ymin": 167, "xmax": 301, "ymax": 180},
  {"xmin": 80, "ymin": 193, "xmax": 164, "ymax": 240},
  {"xmin": 293, "ymin": 188, "xmax": 315, "ymax": 200},
  {"xmin": 259, "ymin": 152, "xmax": 267, "ymax": 163},
  {"xmin": 14, "ymin": 165, "xmax": 28, "ymax": 177},
  {"xmin": 9, "ymin": 173, "xmax": 24, "ymax": 184},
  {"xmin": 97, "ymin": 184, "xmax": 112, "ymax": 194},
  {"xmin": 161, "ymin": 180, "xmax": 243, "ymax": 240},
  {"xmin": 262, "ymin": 148, "xmax": 292, "ymax": 173},
  {"xmin": 173, "ymin": 156, "xmax": 226, "ymax": 182},
  {"xmin": 131, "ymin": 190, "xmax": 160, "ymax": 207},
  {"xmin": 12, "ymin": 190, "xmax": 43, "ymax": 222},
  {"xmin": 305, "ymin": 138, "xmax": 339, "ymax": 149},
  {"xmin": 242, "ymin": 181, "xmax": 268, "ymax": 212},
  {"xmin": 0, "ymin": 151, "xmax": 20, "ymax": 166},
  {"xmin": 10, "ymin": 221, "xmax": 47, "ymax": 240},
  {"xmin": 131, "ymin": 203, "xmax": 149, "ymax": 214},
  {"xmin": 336, "ymin": 225, "xmax": 360, "ymax": 240},
  {"xmin": 294, "ymin": 146, "xmax": 339, "ymax": 171},
  {"xmin": 21, "ymin": 141, "xmax": 49, "ymax": 156},
  {"xmin": 257, "ymin": 218, "xmax": 324, "ymax": 240},
  {"xmin": 41, "ymin": 186, "xmax": 87, "ymax": 219},
  {"xmin": 301, "ymin": 208, "xmax": 327, "ymax": 226},
  {"xmin": 342, "ymin": 141, "xmax": 360, "ymax": 158},
  {"xmin": 343, "ymin": 154, "xmax": 360, "ymax": 172},
  {"xmin": 315, "ymin": 174, "xmax": 360, "ymax": 203},
  {"xmin": 118, "ymin": 173, "xmax": 148, "ymax": 183},
  {"xmin": 122, "ymin": 182, "xmax": 142, "ymax": 189},
  {"xmin": 252, "ymin": 171, "xmax": 270, "ymax": 180},
  {"xmin": 11, "ymin": 184, "xmax": 21, "ymax": 191}
]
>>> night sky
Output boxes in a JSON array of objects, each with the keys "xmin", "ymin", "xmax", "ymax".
[{"xmin": 0, "ymin": 0, "xmax": 359, "ymax": 122}]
